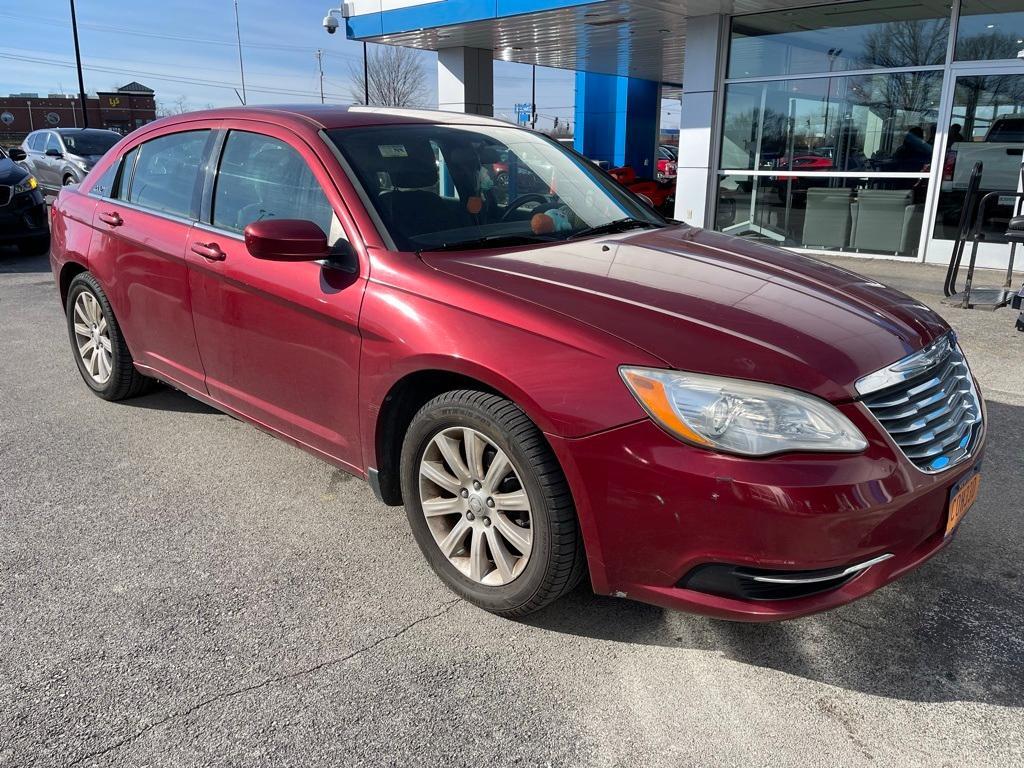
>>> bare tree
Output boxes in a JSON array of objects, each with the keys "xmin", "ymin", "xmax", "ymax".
[
  {"xmin": 156, "ymin": 95, "xmax": 192, "ymax": 117},
  {"xmin": 348, "ymin": 45, "xmax": 427, "ymax": 107}
]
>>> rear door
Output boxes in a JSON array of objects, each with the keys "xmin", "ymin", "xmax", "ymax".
[
  {"xmin": 39, "ymin": 133, "xmax": 61, "ymax": 189},
  {"xmin": 88, "ymin": 126, "xmax": 215, "ymax": 393},
  {"xmin": 185, "ymin": 123, "xmax": 366, "ymax": 469}
]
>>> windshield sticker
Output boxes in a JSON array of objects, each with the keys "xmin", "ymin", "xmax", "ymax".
[{"xmin": 378, "ymin": 144, "xmax": 408, "ymax": 158}]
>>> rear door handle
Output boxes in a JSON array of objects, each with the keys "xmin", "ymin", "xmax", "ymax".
[
  {"xmin": 191, "ymin": 241, "xmax": 226, "ymax": 262},
  {"xmin": 98, "ymin": 211, "xmax": 122, "ymax": 227}
]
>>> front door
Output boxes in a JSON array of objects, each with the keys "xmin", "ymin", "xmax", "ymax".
[
  {"xmin": 185, "ymin": 125, "xmax": 366, "ymax": 471},
  {"xmin": 925, "ymin": 66, "xmax": 1024, "ymax": 268}
]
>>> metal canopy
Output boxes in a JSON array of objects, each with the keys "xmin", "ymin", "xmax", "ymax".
[{"xmin": 349, "ymin": 0, "xmax": 862, "ymax": 85}]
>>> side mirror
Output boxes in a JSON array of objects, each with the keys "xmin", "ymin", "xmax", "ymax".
[
  {"xmin": 8, "ymin": 147, "xmax": 26, "ymax": 161},
  {"xmin": 244, "ymin": 219, "xmax": 330, "ymax": 262},
  {"xmin": 45, "ymin": 148, "xmax": 63, "ymax": 158}
]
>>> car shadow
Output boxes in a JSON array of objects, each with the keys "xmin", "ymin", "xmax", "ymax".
[
  {"xmin": 122, "ymin": 386, "xmax": 221, "ymax": 415},
  {"xmin": 0, "ymin": 248, "xmax": 50, "ymax": 273},
  {"xmin": 524, "ymin": 400, "xmax": 1024, "ymax": 707}
]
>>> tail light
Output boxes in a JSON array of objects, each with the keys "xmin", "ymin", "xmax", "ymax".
[{"xmin": 943, "ymin": 150, "xmax": 956, "ymax": 181}]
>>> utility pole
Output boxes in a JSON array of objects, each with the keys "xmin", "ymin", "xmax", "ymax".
[
  {"xmin": 233, "ymin": 0, "xmax": 247, "ymax": 104},
  {"xmin": 69, "ymin": 0, "xmax": 89, "ymax": 127},
  {"xmin": 315, "ymin": 49, "xmax": 325, "ymax": 104},
  {"xmin": 363, "ymin": 42, "xmax": 369, "ymax": 105},
  {"xmin": 530, "ymin": 64, "xmax": 537, "ymax": 129}
]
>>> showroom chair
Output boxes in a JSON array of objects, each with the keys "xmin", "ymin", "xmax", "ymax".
[
  {"xmin": 851, "ymin": 189, "xmax": 924, "ymax": 255},
  {"xmin": 801, "ymin": 188, "xmax": 853, "ymax": 249}
]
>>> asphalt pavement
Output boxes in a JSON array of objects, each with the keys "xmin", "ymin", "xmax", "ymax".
[{"xmin": 1, "ymin": 247, "xmax": 1022, "ymax": 767}]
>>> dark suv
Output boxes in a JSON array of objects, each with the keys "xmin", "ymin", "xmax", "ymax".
[
  {"xmin": 19, "ymin": 128, "xmax": 121, "ymax": 193},
  {"xmin": 0, "ymin": 145, "xmax": 48, "ymax": 254}
]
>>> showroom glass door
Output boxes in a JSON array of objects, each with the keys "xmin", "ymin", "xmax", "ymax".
[{"xmin": 925, "ymin": 67, "xmax": 1024, "ymax": 267}]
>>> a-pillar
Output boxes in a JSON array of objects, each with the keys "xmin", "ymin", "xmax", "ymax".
[
  {"xmin": 438, "ymin": 47, "xmax": 494, "ymax": 116},
  {"xmin": 573, "ymin": 71, "xmax": 659, "ymax": 176},
  {"xmin": 674, "ymin": 14, "xmax": 727, "ymax": 226}
]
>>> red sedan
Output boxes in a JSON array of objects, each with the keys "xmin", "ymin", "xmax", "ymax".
[{"xmin": 49, "ymin": 106, "xmax": 985, "ymax": 620}]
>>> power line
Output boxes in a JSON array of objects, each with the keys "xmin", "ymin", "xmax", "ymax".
[{"xmin": 0, "ymin": 51, "xmax": 348, "ymax": 100}]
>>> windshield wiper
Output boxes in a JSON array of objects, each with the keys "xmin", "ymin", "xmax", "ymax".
[
  {"xmin": 421, "ymin": 234, "xmax": 554, "ymax": 253},
  {"xmin": 566, "ymin": 218, "xmax": 661, "ymax": 241}
]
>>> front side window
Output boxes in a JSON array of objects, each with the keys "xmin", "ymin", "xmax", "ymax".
[
  {"xmin": 327, "ymin": 124, "xmax": 664, "ymax": 252},
  {"xmin": 126, "ymin": 131, "xmax": 209, "ymax": 218},
  {"xmin": 212, "ymin": 131, "xmax": 335, "ymax": 235},
  {"xmin": 63, "ymin": 130, "xmax": 119, "ymax": 157},
  {"xmin": 729, "ymin": 0, "xmax": 951, "ymax": 78},
  {"xmin": 44, "ymin": 133, "xmax": 62, "ymax": 154}
]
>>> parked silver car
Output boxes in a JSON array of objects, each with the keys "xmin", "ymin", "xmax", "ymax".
[{"xmin": 19, "ymin": 128, "xmax": 121, "ymax": 193}]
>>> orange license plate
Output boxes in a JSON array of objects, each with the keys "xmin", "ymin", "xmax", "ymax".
[{"xmin": 946, "ymin": 471, "xmax": 981, "ymax": 536}]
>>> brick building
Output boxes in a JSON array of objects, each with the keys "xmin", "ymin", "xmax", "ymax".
[{"xmin": 0, "ymin": 82, "xmax": 156, "ymax": 144}]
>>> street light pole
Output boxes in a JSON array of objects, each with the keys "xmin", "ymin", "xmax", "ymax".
[
  {"xmin": 69, "ymin": 0, "xmax": 89, "ymax": 128},
  {"xmin": 316, "ymin": 49, "xmax": 325, "ymax": 104},
  {"xmin": 363, "ymin": 41, "xmax": 369, "ymax": 105},
  {"xmin": 233, "ymin": 0, "xmax": 248, "ymax": 105}
]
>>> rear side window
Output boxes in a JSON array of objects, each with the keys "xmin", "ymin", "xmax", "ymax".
[
  {"xmin": 116, "ymin": 147, "xmax": 139, "ymax": 199},
  {"xmin": 126, "ymin": 130, "xmax": 210, "ymax": 218},
  {"xmin": 212, "ymin": 131, "xmax": 334, "ymax": 235},
  {"xmin": 27, "ymin": 133, "xmax": 43, "ymax": 151}
]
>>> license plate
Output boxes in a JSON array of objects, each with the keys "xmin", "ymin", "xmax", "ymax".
[{"xmin": 946, "ymin": 470, "xmax": 981, "ymax": 536}]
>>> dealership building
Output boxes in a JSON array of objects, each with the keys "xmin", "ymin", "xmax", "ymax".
[{"xmin": 340, "ymin": 0, "xmax": 1024, "ymax": 269}]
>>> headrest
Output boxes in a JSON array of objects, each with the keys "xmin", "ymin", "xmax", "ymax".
[
  {"xmin": 477, "ymin": 146, "xmax": 501, "ymax": 164},
  {"xmin": 385, "ymin": 159, "xmax": 438, "ymax": 189}
]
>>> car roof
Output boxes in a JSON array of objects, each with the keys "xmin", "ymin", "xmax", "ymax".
[
  {"xmin": 52, "ymin": 128, "xmax": 120, "ymax": 135},
  {"xmin": 150, "ymin": 104, "xmax": 516, "ymax": 133}
]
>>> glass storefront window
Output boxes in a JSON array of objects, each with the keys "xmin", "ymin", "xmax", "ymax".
[
  {"xmin": 717, "ymin": 175, "xmax": 929, "ymax": 256},
  {"xmin": 956, "ymin": 0, "xmax": 1024, "ymax": 61},
  {"xmin": 721, "ymin": 72, "xmax": 944, "ymax": 172},
  {"xmin": 933, "ymin": 73, "xmax": 1024, "ymax": 242},
  {"xmin": 729, "ymin": 0, "xmax": 951, "ymax": 78}
]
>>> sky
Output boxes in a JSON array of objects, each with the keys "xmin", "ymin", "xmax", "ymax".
[{"xmin": 0, "ymin": 0, "xmax": 679, "ymax": 133}]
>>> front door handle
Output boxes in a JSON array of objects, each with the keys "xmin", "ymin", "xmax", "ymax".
[
  {"xmin": 191, "ymin": 241, "xmax": 226, "ymax": 262},
  {"xmin": 98, "ymin": 211, "xmax": 122, "ymax": 227}
]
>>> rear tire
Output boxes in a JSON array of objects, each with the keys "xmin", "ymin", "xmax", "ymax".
[
  {"xmin": 400, "ymin": 390, "xmax": 586, "ymax": 617},
  {"xmin": 65, "ymin": 272, "xmax": 154, "ymax": 401}
]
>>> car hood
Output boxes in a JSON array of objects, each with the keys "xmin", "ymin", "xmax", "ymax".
[
  {"xmin": 0, "ymin": 157, "xmax": 28, "ymax": 185},
  {"xmin": 420, "ymin": 225, "xmax": 948, "ymax": 402}
]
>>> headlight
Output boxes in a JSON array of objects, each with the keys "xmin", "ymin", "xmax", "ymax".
[
  {"xmin": 14, "ymin": 176, "xmax": 38, "ymax": 194},
  {"xmin": 620, "ymin": 367, "xmax": 868, "ymax": 456}
]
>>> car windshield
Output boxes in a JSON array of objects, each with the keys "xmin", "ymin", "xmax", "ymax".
[
  {"xmin": 326, "ymin": 123, "xmax": 665, "ymax": 252},
  {"xmin": 62, "ymin": 131, "xmax": 119, "ymax": 155}
]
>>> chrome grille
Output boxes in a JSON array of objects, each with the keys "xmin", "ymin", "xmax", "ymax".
[
  {"xmin": 859, "ymin": 334, "xmax": 982, "ymax": 473},
  {"xmin": 0, "ymin": 185, "xmax": 11, "ymax": 207}
]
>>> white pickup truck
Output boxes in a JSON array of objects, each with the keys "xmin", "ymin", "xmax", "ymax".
[{"xmin": 945, "ymin": 116, "xmax": 1024, "ymax": 194}]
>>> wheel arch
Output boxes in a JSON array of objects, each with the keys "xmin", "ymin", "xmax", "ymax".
[
  {"xmin": 370, "ymin": 363, "xmax": 556, "ymax": 507},
  {"xmin": 59, "ymin": 260, "xmax": 89, "ymax": 310}
]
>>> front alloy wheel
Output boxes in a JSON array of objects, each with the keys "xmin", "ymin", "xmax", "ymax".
[
  {"xmin": 400, "ymin": 390, "xmax": 586, "ymax": 617},
  {"xmin": 419, "ymin": 426, "xmax": 533, "ymax": 586}
]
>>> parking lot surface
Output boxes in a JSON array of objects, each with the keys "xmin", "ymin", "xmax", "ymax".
[{"xmin": 1, "ymin": 247, "xmax": 1022, "ymax": 767}]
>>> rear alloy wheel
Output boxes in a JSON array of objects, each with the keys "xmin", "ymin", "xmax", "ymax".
[
  {"xmin": 400, "ymin": 390, "xmax": 586, "ymax": 617},
  {"xmin": 65, "ymin": 272, "xmax": 153, "ymax": 401}
]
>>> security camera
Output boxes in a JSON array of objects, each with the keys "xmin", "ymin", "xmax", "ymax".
[{"xmin": 323, "ymin": 14, "xmax": 339, "ymax": 34}]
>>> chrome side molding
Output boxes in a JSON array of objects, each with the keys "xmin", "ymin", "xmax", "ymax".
[{"xmin": 750, "ymin": 553, "xmax": 894, "ymax": 585}]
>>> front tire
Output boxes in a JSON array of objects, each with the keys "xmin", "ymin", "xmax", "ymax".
[
  {"xmin": 65, "ymin": 272, "xmax": 153, "ymax": 401},
  {"xmin": 400, "ymin": 390, "xmax": 586, "ymax": 617}
]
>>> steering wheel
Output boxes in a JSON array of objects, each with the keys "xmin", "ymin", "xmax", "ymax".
[{"xmin": 501, "ymin": 193, "xmax": 552, "ymax": 221}]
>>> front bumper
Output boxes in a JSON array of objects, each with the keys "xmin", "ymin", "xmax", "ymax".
[
  {"xmin": 549, "ymin": 400, "xmax": 985, "ymax": 621},
  {"xmin": 0, "ymin": 189, "xmax": 48, "ymax": 242}
]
